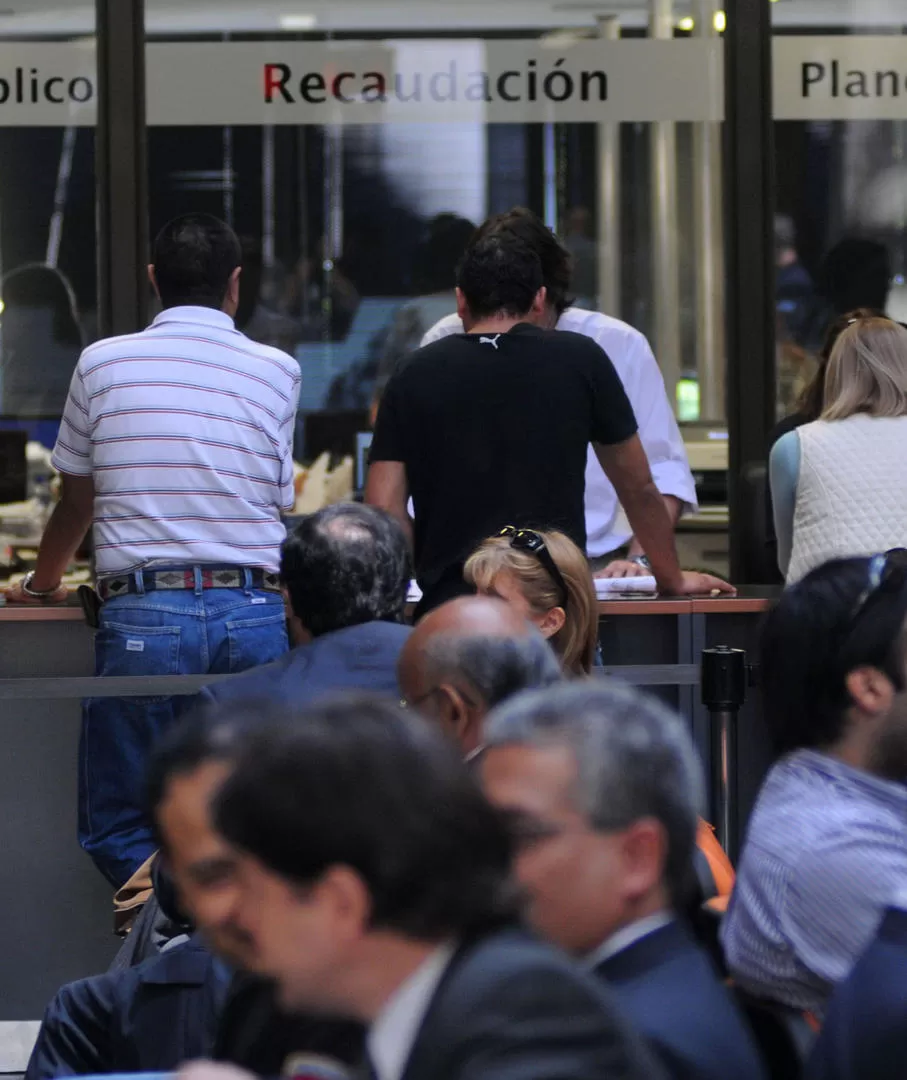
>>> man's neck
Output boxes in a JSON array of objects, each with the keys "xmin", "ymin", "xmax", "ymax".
[
  {"xmin": 465, "ymin": 315, "xmax": 530, "ymax": 336},
  {"xmin": 341, "ymin": 935, "xmax": 446, "ymax": 1023},
  {"xmin": 823, "ymin": 718, "xmax": 875, "ymax": 775},
  {"xmin": 588, "ymin": 903, "xmax": 672, "ymax": 963},
  {"xmin": 590, "ymin": 890, "xmax": 669, "ymax": 950}
]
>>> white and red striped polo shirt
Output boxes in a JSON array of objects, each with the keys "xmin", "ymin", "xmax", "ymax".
[{"xmin": 52, "ymin": 306, "xmax": 301, "ymax": 576}]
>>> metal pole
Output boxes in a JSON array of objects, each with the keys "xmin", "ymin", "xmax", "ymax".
[
  {"xmin": 693, "ymin": 0, "xmax": 726, "ymax": 422},
  {"xmin": 221, "ymin": 32, "xmax": 235, "ymax": 227},
  {"xmin": 262, "ymin": 125, "xmax": 276, "ymax": 268},
  {"xmin": 712, "ymin": 708, "xmax": 737, "ymax": 853},
  {"xmin": 725, "ymin": 0, "xmax": 776, "ymax": 583},
  {"xmin": 542, "ymin": 123, "xmax": 558, "ymax": 233},
  {"xmin": 47, "ymin": 127, "xmax": 78, "ymax": 269},
  {"xmin": 323, "ymin": 124, "xmax": 344, "ymax": 339},
  {"xmin": 701, "ymin": 646, "xmax": 746, "ymax": 860},
  {"xmin": 597, "ymin": 16, "xmax": 621, "ymax": 317},
  {"xmin": 96, "ymin": 0, "xmax": 148, "ymax": 337},
  {"xmin": 650, "ymin": 0, "xmax": 682, "ymax": 411}
]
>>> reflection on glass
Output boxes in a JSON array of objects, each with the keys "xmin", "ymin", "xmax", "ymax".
[
  {"xmin": 0, "ymin": 121, "xmax": 97, "ymax": 450},
  {"xmin": 0, "ymin": 264, "xmax": 84, "ymax": 420},
  {"xmin": 773, "ymin": 6, "xmax": 907, "ymax": 421}
]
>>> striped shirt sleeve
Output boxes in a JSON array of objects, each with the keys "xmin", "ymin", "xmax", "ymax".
[
  {"xmin": 783, "ymin": 826, "xmax": 907, "ymax": 988},
  {"xmin": 278, "ymin": 378, "xmax": 300, "ymax": 512},
  {"xmin": 51, "ymin": 365, "xmax": 93, "ymax": 477}
]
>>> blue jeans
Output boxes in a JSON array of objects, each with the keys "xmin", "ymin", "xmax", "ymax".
[{"xmin": 80, "ymin": 578, "xmax": 288, "ymax": 887}]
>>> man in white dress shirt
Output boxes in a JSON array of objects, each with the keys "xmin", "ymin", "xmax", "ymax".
[{"xmin": 421, "ymin": 208, "xmax": 697, "ymax": 578}]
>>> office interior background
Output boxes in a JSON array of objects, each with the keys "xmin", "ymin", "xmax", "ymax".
[{"xmin": 0, "ymin": 0, "xmax": 904, "ymax": 582}]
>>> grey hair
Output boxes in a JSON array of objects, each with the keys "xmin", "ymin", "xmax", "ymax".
[
  {"xmin": 423, "ymin": 632, "xmax": 563, "ymax": 709},
  {"xmin": 484, "ymin": 680, "xmax": 704, "ymax": 906}
]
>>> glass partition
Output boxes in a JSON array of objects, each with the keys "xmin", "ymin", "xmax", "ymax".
[
  {"xmin": 144, "ymin": 0, "xmax": 730, "ymax": 573},
  {"xmin": 0, "ymin": 6, "xmax": 96, "ymax": 462},
  {"xmin": 772, "ymin": 0, "xmax": 907, "ymax": 419}
]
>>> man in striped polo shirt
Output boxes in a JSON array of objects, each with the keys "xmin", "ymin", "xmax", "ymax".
[{"xmin": 6, "ymin": 213, "xmax": 300, "ymax": 887}]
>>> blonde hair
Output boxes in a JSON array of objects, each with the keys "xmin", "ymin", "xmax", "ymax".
[
  {"xmin": 464, "ymin": 530, "xmax": 598, "ymax": 677},
  {"xmin": 822, "ymin": 315, "xmax": 907, "ymax": 421}
]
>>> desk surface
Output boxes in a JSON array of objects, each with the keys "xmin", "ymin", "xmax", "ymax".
[
  {"xmin": 0, "ymin": 604, "xmax": 84, "ymax": 621},
  {"xmin": 0, "ymin": 589, "xmax": 779, "ymax": 623}
]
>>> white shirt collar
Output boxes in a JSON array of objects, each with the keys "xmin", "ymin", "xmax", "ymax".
[
  {"xmin": 151, "ymin": 305, "xmax": 235, "ymax": 330},
  {"xmin": 367, "ymin": 943, "xmax": 456, "ymax": 1080},
  {"xmin": 584, "ymin": 912, "xmax": 674, "ymax": 970}
]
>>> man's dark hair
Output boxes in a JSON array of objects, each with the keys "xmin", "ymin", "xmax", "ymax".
[
  {"xmin": 214, "ymin": 695, "xmax": 518, "ymax": 941},
  {"xmin": 146, "ymin": 708, "xmax": 254, "ymax": 831},
  {"xmin": 151, "ymin": 213, "xmax": 242, "ymax": 309},
  {"xmin": 819, "ymin": 237, "xmax": 892, "ymax": 316},
  {"xmin": 472, "ymin": 208, "xmax": 574, "ymax": 316},
  {"xmin": 281, "ymin": 504, "xmax": 410, "ymax": 637},
  {"xmin": 423, "ymin": 633, "xmax": 563, "ymax": 709},
  {"xmin": 456, "ymin": 233, "xmax": 544, "ymax": 321},
  {"xmin": 762, "ymin": 557, "xmax": 907, "ymax": 753}
]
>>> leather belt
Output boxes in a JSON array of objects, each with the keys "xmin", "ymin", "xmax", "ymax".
[{"xmin": 97, "ymin": 567, "xmax": 281, "ymax": 601}]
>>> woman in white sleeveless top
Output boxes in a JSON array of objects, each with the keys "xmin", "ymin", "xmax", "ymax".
[{"xmin": 771, "ymin": 314, "xmax": 907, "ymax": 584}]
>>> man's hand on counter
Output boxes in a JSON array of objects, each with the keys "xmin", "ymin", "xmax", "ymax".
[
  {"xmin": 596, "ymin": 560, "xmax": 651, "ymax": 579},
  {"xmin": 662, "ymin": 571, "xmax": 736, "ymax": 598},
  {"xmin": 4, "ymin": 580, "xmax": 70, "ymax": 606}
]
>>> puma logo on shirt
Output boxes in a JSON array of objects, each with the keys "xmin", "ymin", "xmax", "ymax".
[{"xmin": 479, "ymin": 335, "xmax": 502, "ymax": 350}]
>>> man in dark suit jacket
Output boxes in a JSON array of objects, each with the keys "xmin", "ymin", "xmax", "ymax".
[
  {"xmin": 482, "ymin": 681, "xmax": 766, "ymax": 1080},
  {"xmin": 200, "ymin": 503, "xmax": 412, "ymax": 711},
  {"xmin": 806, "ymin": 902, "xmax": 907, "ymax": 1080},
  {"xmin": 26, "ymin": 937, "xmax": 230, "ymax": 1079},
  {"xmin": 182, "ymin": 695, "xmax": 663, "ymax": 1080}
]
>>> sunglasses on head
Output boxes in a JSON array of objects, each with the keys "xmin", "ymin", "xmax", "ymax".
[{"xmin": 498, "ymin": 526, "xmax": 569, "ymax": 611}]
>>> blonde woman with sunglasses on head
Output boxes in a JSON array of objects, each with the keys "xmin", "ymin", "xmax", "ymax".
[
  {"xmin": 771, "ymin": 314, "xmax": 907, "ymax": 584},
  {"xmin": 465, "ymin": 527, "xmax": 598, "ymax": 676}
]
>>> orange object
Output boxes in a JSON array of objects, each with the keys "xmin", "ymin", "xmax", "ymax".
[{"xmin": 698, "ymin": 818, "xmax": 736, "ymax": 899}]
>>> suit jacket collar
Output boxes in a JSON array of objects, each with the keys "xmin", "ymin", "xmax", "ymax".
[
  {"xmin": 368, "ymin": 944, "xmax": 456, "ymax": 1080},
  {"xmin": 594, "ymin": 919, "xmax": 694, "ymax": 985},
  {"xmin": 399, "ymin": 928, "xmax": 523, "ymax": 1080}
]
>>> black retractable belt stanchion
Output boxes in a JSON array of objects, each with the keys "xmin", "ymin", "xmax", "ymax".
[{"xmin": 701, "ymin": 646, "xmax": 747, "ymax": 859}]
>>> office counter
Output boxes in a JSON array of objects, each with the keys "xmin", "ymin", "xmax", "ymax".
[{"xmin": 0, "ymin": 592, "xmax": 778, "ymax": 1027}]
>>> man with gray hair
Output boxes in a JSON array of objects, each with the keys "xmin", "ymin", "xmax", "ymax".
[
  {"xmin": 397, "ymin": 594, "xmax": 563, "ymax": 757},
  {"xmin": 481, "ymin": 681, "xmax": 766, "ymax": 1080}
]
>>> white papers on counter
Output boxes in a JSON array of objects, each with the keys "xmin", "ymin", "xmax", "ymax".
[
  {"xmin": 406, "ymin": 577, "xmax": 658, "ymax": 604},
  {"xmin": 595, "ymin": 576, "xmax": 657, "ymax": 597}
]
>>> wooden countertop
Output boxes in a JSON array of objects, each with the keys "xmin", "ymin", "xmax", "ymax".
[
  {"xmin": 599, "ymin": 588, "xmax": 778, "ymax": 616},
  {"xmin": 0, "ymin": 589, "xmax": 778, "ymax": 622},
  {"xmin": 0, "ymin": 604, "xmax": 84, "ymax": 621}
]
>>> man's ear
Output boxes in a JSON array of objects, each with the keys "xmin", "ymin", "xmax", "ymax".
[
  {"xmin": 148, "ymin": 265, "xmax": 160, "ymax": 298},
  {"xmin": 435, "ymin": 684, "xmax": 474, "ymax": 749},
  {"xmin": 456, "ymin": 287, "xmax": 472, "ymax": 329},
  {"xmin": 314, "ymin": 866, "xmax": 372, "ymax": 945},
  {"xmin": 619, "ymin": 818, "xmax": 667, "ymax": 902},
  {"xmin": 846, "ymin": 666, "xmax": 896, "ymax": 718},
  {"xmin": 530, "ymin": 285, "xmax": 548, "ymax": 319},
  {"xmin": 442, "ymin": 684, "xmax": 485, "ymax": 756},
  {"xmin": 227, "ymin": 266, "xmax": 242, "ymax": 310}
]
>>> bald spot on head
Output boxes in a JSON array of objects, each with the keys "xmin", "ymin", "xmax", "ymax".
[{"xmin": 399, "ymin": 596, "xmax": 534, "ymax": 702}]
